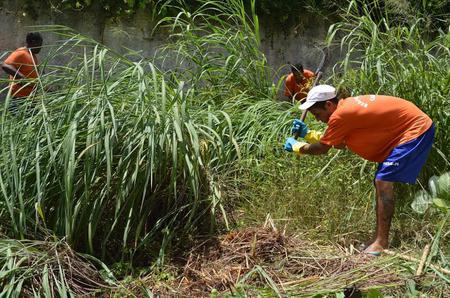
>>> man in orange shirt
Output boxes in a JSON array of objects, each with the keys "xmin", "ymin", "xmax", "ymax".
[
  {"xmin": 284, "ymin": 85, "xmax": 434, "ymax": 256},
  {"xmin": 2, "ymin": 32, "xmax": 43, "ymax": 102},
  {"xmin": 284, "ymin": 63, "xmax": 315, "ymax": 101}
]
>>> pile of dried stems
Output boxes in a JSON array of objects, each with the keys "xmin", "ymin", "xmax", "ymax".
[{"xmin": 139, "ymin": 224, "xmax": 409, "ymax": 296}]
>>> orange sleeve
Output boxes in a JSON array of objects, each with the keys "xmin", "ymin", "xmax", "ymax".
[
  {"xmin": 303, "ymin": 69, "xmax": 315, "ymax": 79},
  {"xmin": 284, "ymin": 74, "xmax": 295, "ymax": 97},
  {"xmin": 4, "ymin": 50, "xmax": 26, "ymax": 68}
]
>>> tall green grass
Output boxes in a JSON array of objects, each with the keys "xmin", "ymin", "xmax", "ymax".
[
  {"xmin": 0, "ymin": 0, "xmax": 448, "ymax": 295},
  {"xmin": 0, "ymin": 0, "xmax": 289, "ymax": 269},
  {"xmin": 235, "ymin": 0, "xmax": 449, "ymax": 283},
  {"xmin": 155, "ymin": 0, "xmax": 276, "ymax": 102}
]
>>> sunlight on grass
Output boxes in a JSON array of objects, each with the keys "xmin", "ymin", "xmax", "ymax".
[{"xmin": 0, "ymin": 0, "xmax": 448, "ymax": 296}]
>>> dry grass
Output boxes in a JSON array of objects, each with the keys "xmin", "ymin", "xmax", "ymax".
[
  {"xmin": 123, "ymin": 221, "xmax": 428, "ymax": 297},
  {"xmin": 0, "ymin": 239, "xmax": 114, "ymax": 297}
]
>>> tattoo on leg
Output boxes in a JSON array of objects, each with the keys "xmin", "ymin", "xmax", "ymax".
[{"xmin": 380, "ymin": 192, "xmax": 394, "ymax": 209}]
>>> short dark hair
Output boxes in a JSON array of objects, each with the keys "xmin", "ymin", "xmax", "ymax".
[
  {"xmin": 26, "ymin": 32, "xmax": 43, "ymax": 46},
  {"xmin": 291, "ymin": 63, "xmax": 304, "ymax": 74},
  {"xmin": 310, "ymin": 96, "xmax": 340, "ymax": 110}
]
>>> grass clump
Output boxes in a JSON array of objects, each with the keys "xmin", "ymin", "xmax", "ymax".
[
  {"xmin": 0, "ymin": 23, "xmax": 248, "ymax": 261},
  {"xmin": 0, "ymin": 238, "xmax": 114, "ymax": 297},
  {"xmin": 0, "ymin": 0, "xmax": 448, "ymax": 296},
  {"xmin": 0, "ymin": 0, "xmax": 283, "ymax": 276}
]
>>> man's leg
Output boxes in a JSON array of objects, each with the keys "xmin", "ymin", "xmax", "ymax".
[{"xmin": 364, "ymin": 179, "xmax": 394, "ymax": 253}]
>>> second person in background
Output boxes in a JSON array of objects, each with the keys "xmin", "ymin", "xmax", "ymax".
[{"xmin": 284, "ymin": 63, "xmax": 315, "ymax": 102}]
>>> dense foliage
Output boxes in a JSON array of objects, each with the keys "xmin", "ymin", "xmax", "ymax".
[
  {"xmin": 0, "ymin": 0, "xmax": 448, "ymax": 296},
  {"xmin": 0, "ymin": 1, "xmax": 290, "ymax": 292},
  {"xmin": 8, "ymin": 0, "xmax": 449, "ymax": 30}
]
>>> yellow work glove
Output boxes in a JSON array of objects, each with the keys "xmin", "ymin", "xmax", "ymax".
[
  {"xmin": 292, "ymin": 141, "xmax": 308, "ymax": 156},
  {"xmin": 291, "ymin": 120, "xmax": 322, "ymax": 144},
  {"xmin": 284, "ymin": 137, "xmax": 308, "ymax": 156},
  {"xmin": 304, "ymin": 130, "xmax": 322, "ymax": 144}
]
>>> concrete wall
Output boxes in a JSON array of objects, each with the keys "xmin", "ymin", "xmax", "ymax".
[
  {"xmin": 259, "ymin": 14, "xmax": 339, "ymax": 87},
  {"xmin": 0, "ymin": 0, "xmax": 341, "ymax": 99}
]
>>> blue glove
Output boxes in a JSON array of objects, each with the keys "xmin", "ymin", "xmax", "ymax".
[
  {"xmin": 284, "ymin": 137, "xmax": 307, "ymax": 154},
  {"xmin": 284, "ymin": 137, "xmax": 298, "ymax": 152},
  {"xmin": 291, "ymin": 119, "xmax": 309, "ymax": 138}
]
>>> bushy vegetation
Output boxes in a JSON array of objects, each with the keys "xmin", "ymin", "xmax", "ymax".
[
  {"xmin": 9, "ymin": 0, "xmax": 449, "ymax": 30},
  {"xmin": 0, "ymin": 0, "xmax": 290, "ymax": 294},
  {"xmin": 0, "ymin": 0, "xmax": 448, "ymax": 296},
  {"xmin": 1, "ymin": 23, "xmax": 250, "ymax": 262}
]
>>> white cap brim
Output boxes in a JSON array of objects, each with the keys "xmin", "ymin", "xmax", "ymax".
[
  {"xmin": 299, "ymin": 84, "xmax": 337, "ymax": 110},
  {"xmin": 299, "ymin": 100, "xmax": 316, "ymax": 110}
]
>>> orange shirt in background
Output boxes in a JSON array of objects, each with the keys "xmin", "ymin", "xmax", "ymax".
[
  {"xmin": 320, "ymin": 95, "xmax": 433, "ymax": 162},
  {"xmin": 284, "ymin": 69, "xmax": 314, "ymax": 100},
  {"xmin": 4, "ymin": 47, "xmax": 39, "ymax": 98}
]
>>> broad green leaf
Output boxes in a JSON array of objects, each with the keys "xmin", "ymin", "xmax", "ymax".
[
  {"xmin": 433, "ymin": 198, "xmax": 448, "ymax": 210},
  {"xmin": 365, "ymin": 288, "xmax": 382, "ymax": 298},
  {"xmin": 428, "ymin": 175, "xmax": 439, "ymax": 197},
  {"xmin": 411, "ymin": 190, "xmax": 433, "ymax": 214},
  {"xmin": 437, "ymin": 172, "xmax": 450, "ymax": 198}
]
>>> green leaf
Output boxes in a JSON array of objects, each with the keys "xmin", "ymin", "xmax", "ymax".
[
  {"xmin": 411, "ymin": 190, "xmax": 433, "ymax": 214},
  {"xmin": 428, "ymin": 175, "xmax": 439, "ymax": 197},
  {"xmin": 364, "ymin": 288, "xmax": 382, "ymax": 298},
  {"xmin": 437, "ymin": 172, "xmax": 450, "ymax": 198},
  {"xmin": 35, "ymin": 202, "xmax": 45, "ymax": 223},
  {"xmin": 433, "ymin": 198, "xmax": 448, "ymax": 210},
  {"xmin": 406, "ymin": 278, "xmax": 418, "ymax": 296}
]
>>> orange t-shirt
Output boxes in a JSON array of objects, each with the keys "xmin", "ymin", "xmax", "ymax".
[
  {"xmin": 320, "ymin": 95, "xmax": 432, "ymax": 162},
  {"xmin": 284, "ymin": 69, "xmax": 314, "ymax": 100},
  {"xmin": 4, "ymin": 47, "xmax": 39, "ymax": 97}
]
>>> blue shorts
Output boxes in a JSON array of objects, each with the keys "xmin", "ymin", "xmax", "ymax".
[{"xmin": 375, "ymin": 124, "xmax": 435, "ymax": 184}]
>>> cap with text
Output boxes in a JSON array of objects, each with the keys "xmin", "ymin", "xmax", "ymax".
[{"xmin": 299, "ymin": 84, "xmax": 336, "ymax": 110}]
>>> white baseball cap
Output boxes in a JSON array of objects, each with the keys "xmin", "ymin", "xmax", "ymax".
[{"xmin": 299, "ymin": 84, "xmax": 336, "ymax": 110}]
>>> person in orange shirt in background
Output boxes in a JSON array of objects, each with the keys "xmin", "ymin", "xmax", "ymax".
[
  {"xmin": 284, "ymin": 85, "xmax": 434, "ymax": 256},
  {"xmin": 284, "ymin": 63, "xmax": 315, "ymax": 101},
  {"xmin": 2, "ymin": 32, "xmax": 43, "ymax": 103}
]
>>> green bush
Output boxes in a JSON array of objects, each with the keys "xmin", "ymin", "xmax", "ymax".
[
  {"xmin": 0, "ymin": 0, "xmax": 287, "ymax": 266},
  {"xmin": 0, "ymin": 0, "xmax": 449, "ymax": 296}
]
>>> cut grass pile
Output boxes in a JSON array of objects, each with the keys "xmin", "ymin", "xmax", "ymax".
[
  {"xmin": 0, "ymin": 239, "xmax": 114, "ymax": 296},
  {"xmin": 0, "ymin": 0, "xmax": 448, "ymax": 296},
  {"xmin": 120, "ymin": 222, "xmax": 448, "ymax": 297}
]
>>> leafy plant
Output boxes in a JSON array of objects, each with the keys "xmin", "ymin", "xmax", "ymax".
[
  {"xmin": 0, "ymin": 0, "xmax": 288, "ymax": 268},
  {"xmin": 412, "ymin": 172, "xmax": 450, "ymax": 214},
  {"xmin": 1, "ymin": 0, "xmax": 449, "ymax": 296}
]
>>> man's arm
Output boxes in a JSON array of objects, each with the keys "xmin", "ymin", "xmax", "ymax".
[
  {"xmin": 300, "ymin": 142, "xmax": 331, "ymax": 155},
  {"xmin": 2, "ymin": 62, "xmax": 25, "ymax": 79}
]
